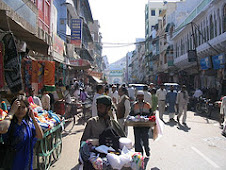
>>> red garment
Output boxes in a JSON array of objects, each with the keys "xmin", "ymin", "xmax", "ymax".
[{"xmin": 44, "ymin": 61, "xmax": 55, "ymax": 85}]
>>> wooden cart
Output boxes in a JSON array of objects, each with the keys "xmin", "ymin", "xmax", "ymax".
[{"xmin": 34, "ymin": 120, "xmax": 64, "ymax": 170}]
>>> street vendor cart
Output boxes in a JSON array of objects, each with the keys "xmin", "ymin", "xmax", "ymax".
[{"xmin": 35, "ymin": 120, "xmax": 64, "ymax": 170}]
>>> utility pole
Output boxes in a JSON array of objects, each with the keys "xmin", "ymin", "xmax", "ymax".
[{"xmin": 190, "ymin": 22, "xmax": 200, "ymax": 88}]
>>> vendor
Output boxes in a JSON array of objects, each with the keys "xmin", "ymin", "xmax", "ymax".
[
  {"xmin": 81, "ymin": 95, "xmax": 125, "ymax": 142},
  {"xmin": 0, "ymin": 94, "xmax": 43, "ymax": 170},
  {"xmin": 130, "ymin": 90, "xmax": 152, "ymax": 158}
]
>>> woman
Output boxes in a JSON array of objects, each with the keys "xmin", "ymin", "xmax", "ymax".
[{"xmin": 1, "ymin": 95, "xmax": 43, "ymax": 170}]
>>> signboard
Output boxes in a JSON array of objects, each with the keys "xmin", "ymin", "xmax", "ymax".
[
  {"xmin": 200, "ymin": 57, "xmax": 211, "ymax": 70},
  {"xmin": 71, "ymin": 19, "xmax": 82, "ymax": 48},
  {"xmin": 212, "ymin": 54, "xmax": 225, "ymax": 70},
  {"xmin": 69, "ymin": 58, "xmax": 90, "ymax": 67},
  {"xmin": 188, "ymin": 50, "xmax": 197, "ymax": 62},
  {"xmin": 53, "ymin": 34, "xmax": 64, "ymax": 56}
]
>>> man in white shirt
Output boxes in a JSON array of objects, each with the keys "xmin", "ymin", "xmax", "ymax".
[
  {"xmin": 128, "ymin": 85, "xmax": 136, "ymax": 102},
  {"xmin": 156, "ymin": 84, "xmax": 167, "ymax": 121},
  {"xmin": 143, "ymin": 85, "xmax": 152, "ymax": 106},
  {"xmin": 176, "ymin": 85, "xmax": 189, "ymax": 126},
  {"xmin": 28, "ymin": 87, "xmax": 42, "ymax": 107},
  {"xmin": 193, "ymin": 89, "xmax": 203, "ymax": 98},
  {"xmin": 41, "ymin": 89, "xmax": 51, "ymax": 111},
  {"xmin": 220, "ymin": 96, "xmax": 226, "ymax": 137},
  {"xmin": 112, "ymin": 85, "xmax": 120, "ymax": 105},
  {"xmin": 92, "ymin": 84, "xmax": 104, "ymax": 117},
  {"xmin": 117, "ymin": 86, "xmax": 130, "ymax": 136}
]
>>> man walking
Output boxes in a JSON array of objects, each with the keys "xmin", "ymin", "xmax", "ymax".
[
  {"xmin": 166, "ymin": 86, "xmax": 177, "ymax": 122},
  {"xmin": 130, "ymin": 91, "xmax": 153, "ymax": 157},
  {"xmin": 117, "ymin": 86, "xmax": 130, "ymax": 136},
  {"xmin": 143, "ymin": 85, "xmax": 152, "ymax": 106},
  {"xmin": 176, "ymin": 85, "xmax": 189, "ymax": 126},
  {"xmin": 156, "ymin": 84, "xmax": 167, "ymax": 121},
  {"xmin": 91, "ymin": 84, "xmax": 104, "ymax": 117}
]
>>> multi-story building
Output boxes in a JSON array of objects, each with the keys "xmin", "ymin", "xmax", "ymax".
[
  {"xmin": 172, "ymin": 0, "xmax": 226, "ymax": 95},
  {"xmin": 89, "ymin": 20, "xmax": 103, "ymax": 71},
  {"xmin": 145, "ymin": 0, "xmax": 164, "ymax": 84},
  {"xmin": 0, "ymin": 0, "xmax": 51, "ymax": 57}
]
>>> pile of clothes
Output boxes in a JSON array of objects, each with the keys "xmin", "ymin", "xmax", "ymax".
[
  {"xmin": 29, "ymin": 102, "xmax": 61, "ymax": 131},
  {"xmin": 126, "ymin": 115, "xmax": 156, "ymax": 122},
  {"xmin": 80, "ymin": 139, "xmax": 145, "ymax": 170}
]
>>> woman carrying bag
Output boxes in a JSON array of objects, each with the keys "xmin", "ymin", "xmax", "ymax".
[{"xmin": 0, "ymin": 95, "xmax": 43, "ymax": 170}]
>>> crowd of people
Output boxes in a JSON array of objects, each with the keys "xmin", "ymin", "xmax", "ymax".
[{"xmin": 1, "ymin": 79, "xmax": 226, "ymax": 169}]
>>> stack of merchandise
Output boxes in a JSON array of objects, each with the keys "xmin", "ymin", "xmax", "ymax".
[
  {"xmin": 80, "ymin": 138, "xmax": 146, "ymax": 170},
  {"xmin": 29, "ymin": 103, "xmax": 61, "ymax": 131}
]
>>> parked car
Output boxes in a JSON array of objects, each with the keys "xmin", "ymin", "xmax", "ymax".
[{"xmin": 164, "ymin": 83, "xmax": 180, "ymax": 92}]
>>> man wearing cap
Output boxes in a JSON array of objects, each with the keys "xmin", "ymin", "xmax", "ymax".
[
  {"xmin": 176, "ymin": 85, "xmax": 189, "ymax": 126},
  {"xmin": 111, "ymin": 85, "xmax": 120, "ymax": 105},
  {"xmin": 81, "ymin": 95, "xmax": 125, "ymax": 142},
  {"xmin": 156, "ymin": 84, "xmax": 167, "ymax": 121},
  {"xmin": 130, "ymin": 90, "xmax": 153, "ymax": 157}
]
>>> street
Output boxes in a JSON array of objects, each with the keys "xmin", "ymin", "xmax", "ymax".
[{"xmin": 51, "ymin": 111, "xmax": 226, "ymax": 170}]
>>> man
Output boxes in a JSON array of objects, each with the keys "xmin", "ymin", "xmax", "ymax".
[
  {"xmin": 130, "ymin": 91, "xmax": 152, "ymax": 157},
  {"xmin": 112, "ymin": 85, "xmax": 120, "ymax": 105},
  {"xmin": 117, "ymin": 86, "xmax": 130, "ymax": 136},
  {"xmin": 156, "ymin": 84, "xmax": 167, "ymax": 121},
  {"xmin": 91, "ymin": 84, "xmax": 104, "ymax": 117},
  {"xmin": 81, "ymin": 95, "xmax": 125, "ymax": 142},
  {"xmin": 41, "ymin": 89, "xmax": 51, "ymax": 111},
  {"xmin": 193, "ymin": 88, "xmax": 203, "ymax": 98},
  {"xmin": 166, "ymin": 86, "xmax": 177, "ymax": 122},
  {"xmin": 220, "ymin": 96, "xmax": 226, "ymax": 137},
  {"xmin": 176, "ymin": 85, "xmax": 189, "ymax": 126},
  {"xmin": 149, "ymin": 83, "xmax": 155, "ymax": 92},
  {"xmin": 28, "ymin": 87, "xmax": 42, "ymax": 107},
  {"xmin": 143, "ymin": 85, "xmax": 152, "ymax": 106},
  {"xmin": 128, "ymin": 85, "xmax": 136, "ymax": 102}
]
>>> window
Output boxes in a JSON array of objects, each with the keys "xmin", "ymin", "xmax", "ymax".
[
  {"xmin": 151, "ymin": 10, "xmax": 155, "ymax": 16},
  {"xmin": 223, "ymin": 4, "xmax": 226, "ymax": 32},
  {"xmin": 159, "ymin": 9, "xmax": 162, "ymax": 15},
  {"xmin": 210, "ymin": 15, "xmax": 214, "ymax": 39}
]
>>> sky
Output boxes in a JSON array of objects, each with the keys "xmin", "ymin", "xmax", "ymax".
[{"xmin": 89, "ymin": 0, "xmax": 149, "ymax": 64}]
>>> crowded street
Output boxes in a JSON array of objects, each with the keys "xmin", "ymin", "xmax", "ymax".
[
  {"xmin": 51, "ymin": 110, "xmax": 226, "ymax": 170},
  {"xmin": 1, "ymin": 0, "xmax": 226, "ymax": 170}
]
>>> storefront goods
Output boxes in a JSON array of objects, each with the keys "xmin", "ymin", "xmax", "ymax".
[
  {"xmin": 0, "ymin": 42, "xmax": 4, "ymax": 89},
  {"xmin": 2, "ymin": 33, "xmax": 22, "ymax": 93}
]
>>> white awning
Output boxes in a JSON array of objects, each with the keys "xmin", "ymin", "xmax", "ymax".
[{"xmin": 91, "ymin": 76, "xmax": 103, "ymax": 83}]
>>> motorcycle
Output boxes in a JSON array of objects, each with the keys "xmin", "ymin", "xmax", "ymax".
[{"xmin": 195, "ymin": 96, "xmax": 213, "ymax": 116}]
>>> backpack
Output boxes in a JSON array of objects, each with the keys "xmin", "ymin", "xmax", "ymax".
[{"xmin": 99, "ymin": 127, "xmax": 120, "ymax": 151}]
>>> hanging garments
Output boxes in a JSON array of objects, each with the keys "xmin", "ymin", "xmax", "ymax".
[{"xmin": 2, "ymin": 33, "xmax": 22, "ymax": 93}]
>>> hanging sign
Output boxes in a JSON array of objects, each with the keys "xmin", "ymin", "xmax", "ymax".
[{"xmin": 71, "ymin": 19, "xmax": 82, "ymax": 48}]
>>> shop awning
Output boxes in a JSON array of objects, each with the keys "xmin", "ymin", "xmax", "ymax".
[
  {"xmin": 0, "ymin": 10, "xmax": 49, "ymax": 56},
  {"xmin": 68, "ymin": 58, "xmax": 91, "ymax": 70},
  {"xmin": 90, "ymin": 76, "xmax": 103, "ymax": 83}
]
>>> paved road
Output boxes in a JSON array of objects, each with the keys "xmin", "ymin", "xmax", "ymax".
[{"xmin": 51, "ymin": 111, "xmax": 226, "ymax": 170}]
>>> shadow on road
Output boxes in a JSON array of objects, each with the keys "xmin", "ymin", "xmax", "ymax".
[
  {"xmin": 177, "ymin": 123, "xmax": 191, "ymax": 132},
  {"xmin": 165, "ymin": 120, "xmax": 177, "ymax": 127},
  {"xmin": 62, "ymin": 128, "xmax": 84, "ymax": 138},
  {"xmin": 151, "ymin": 167, "xmax": 160, "ymax": 170},
  {"xmin": 71, "ymin": 164, "xmax": 80, "ymax": 170}
]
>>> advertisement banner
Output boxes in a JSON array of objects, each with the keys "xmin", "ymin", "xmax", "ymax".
[
  {"xmin": 71, "ymin": 19, "xmax": 82, "ymax": 48},
  {"xmin": 200, "ymin": 57, "xmax": 211, "ymax": 70},
  {"xmin": 53, "ymin": 34, "xmax": 64, "ymax": 56},
  {"xmin": 212, "ymin": 54, "xmax": 225, "ymax": 70}
]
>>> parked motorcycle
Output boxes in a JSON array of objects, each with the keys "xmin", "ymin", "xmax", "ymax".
[{"xmin": 195, "ymin": 96, "xmax": 213, "ymax": 116}]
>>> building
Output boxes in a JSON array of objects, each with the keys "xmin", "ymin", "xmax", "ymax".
[
  {"xmin": 172, "ymin": 0, "xmax": 226, "ymax": 96},
  {"xmin": 108, "ymin": 57, "xmax": 126, "ymax": 84}
]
